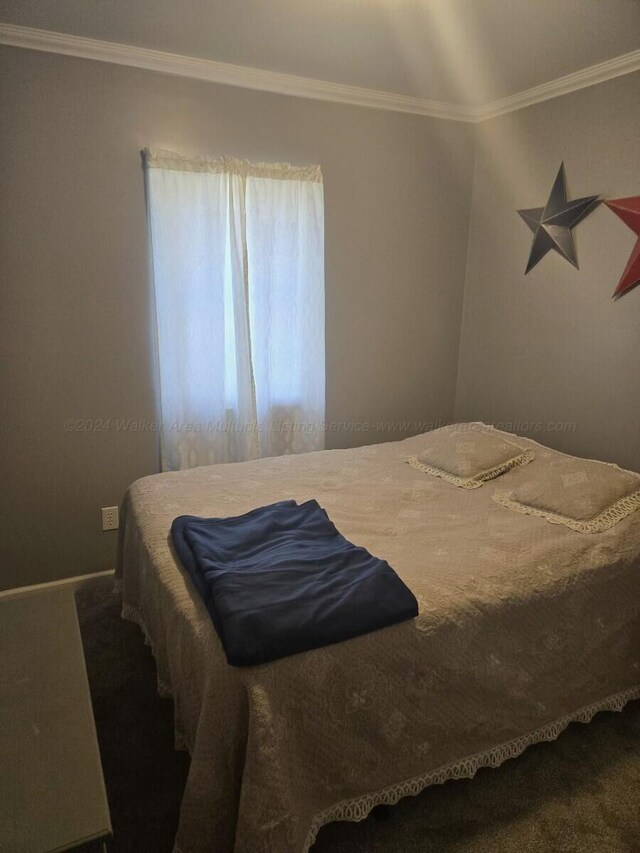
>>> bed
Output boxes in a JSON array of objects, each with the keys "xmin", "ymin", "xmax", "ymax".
[{"xmin": 115, "ymin": 425, "xmax": 640, "ymax": 853}]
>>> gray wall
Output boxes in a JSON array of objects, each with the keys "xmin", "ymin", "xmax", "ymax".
[
  {"xmin": 455, "ymin": 72, "xmax": 640, "ymax": 472},
  {"xmin": 4, "ymin": 47, "xmax": 637, "ymax": 593},
  {"xmin": 0, "ymin": 46, "xmax": 475, "ymax": 590}
]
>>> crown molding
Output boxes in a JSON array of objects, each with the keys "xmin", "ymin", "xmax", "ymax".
[
  {"xmin": 474, "ymin": 48, "xmax": 640, "ymax": 122},
  {"xmin": 0, "ymin": 23, "xmax": 473, "ymax": 122},
  {"xmin": 1, "ymin": 22, "xmax": 639, "ymax": 124}
]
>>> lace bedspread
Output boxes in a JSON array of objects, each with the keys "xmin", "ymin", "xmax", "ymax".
[{"xmin": 115, "ymin": 427, "xmax": 640, "ymax": 853}]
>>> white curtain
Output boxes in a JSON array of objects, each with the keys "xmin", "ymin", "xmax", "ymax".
[{"xmin": 145, "ymin": 150, "xmax": 325, "ymax": 471}]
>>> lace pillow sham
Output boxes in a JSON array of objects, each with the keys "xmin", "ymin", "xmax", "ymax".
[
  {"xmin": 493, "ymin": 456, "xmax": 640, "ymax": 533},
  {"xmin": 405, "ymin": 424, "xmax": 535, "ymax": 490}
]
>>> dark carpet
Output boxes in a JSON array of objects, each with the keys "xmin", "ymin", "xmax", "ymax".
[{"xmin": 75, "ymin": 577, "xmax": 640, "ymax": 853}]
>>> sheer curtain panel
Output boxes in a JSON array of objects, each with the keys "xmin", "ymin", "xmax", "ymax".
[{"xmin": 145, "ymin": 150, "xmax": 325, "ymax": 471}]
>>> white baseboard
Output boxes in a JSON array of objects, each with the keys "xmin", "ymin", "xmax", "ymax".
[{"xmin": 0, "ymin": 568, "xmax": 115, "ymax": 600}]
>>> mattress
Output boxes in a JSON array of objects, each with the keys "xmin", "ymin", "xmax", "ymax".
[{"xmin": 115, "ymin": 426, "xmax": 640, "ymax": 853}]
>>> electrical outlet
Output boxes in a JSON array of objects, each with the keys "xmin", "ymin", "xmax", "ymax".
[{"xmin": 101, "ymin": 506, "xmax": 119, "ymax": 531}]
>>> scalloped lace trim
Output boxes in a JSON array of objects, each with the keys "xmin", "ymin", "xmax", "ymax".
[
  {"xmin": 119, "ymin": 599, "xmax": 639, "ymax": 853},
  {"xmin": 303, "ymin": 684, "xmax": 640, "ymax": 851},
  {"xmin": 120, "ymin": 601, "xmax": 191, "ymax": 753},
  {"xmin": 493, "ymin": 488, "xmax": 640, "ymax": 533},
  {"xmin": 405, "ymin": 448, "xmax": 535, "ymax": 490},
  {"xmin": 144, "ymin": 148, "xmax": 322, "ymax": 183}
]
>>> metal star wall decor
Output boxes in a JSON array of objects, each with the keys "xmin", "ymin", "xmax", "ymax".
[
  {"xmin": 517, "ymin": 162, "xmax": 600, "ymax": 274},
  {"xmin": 604, "ymin": 196, "xmax": 640, "ymax": 298}
]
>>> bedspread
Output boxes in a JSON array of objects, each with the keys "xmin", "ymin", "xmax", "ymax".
[{"xmin": 116, "ymin": 426, "xmax": 640, "ymax": 853}]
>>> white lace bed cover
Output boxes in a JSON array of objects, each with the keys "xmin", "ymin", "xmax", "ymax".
[{"xmin": 116, "ymin": 427, "xmax": 640, "ymax": 853}]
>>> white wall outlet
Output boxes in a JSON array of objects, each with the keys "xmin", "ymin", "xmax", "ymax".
[{"xmin": 101, "ymin": 506, "xmax": 119, "ymax": 531}]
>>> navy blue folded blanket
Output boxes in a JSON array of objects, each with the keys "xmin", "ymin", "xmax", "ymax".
[{"xmin": 171, "ymin": 499, "xmax": 418, "ymax": 666}]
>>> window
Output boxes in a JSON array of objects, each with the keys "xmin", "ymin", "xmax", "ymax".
[{"xmin": 145, "ymin": 150, "xmax": 325, "ymax": 471}]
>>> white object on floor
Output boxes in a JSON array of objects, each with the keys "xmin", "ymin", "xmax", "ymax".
[{"xmin": 0, "ymin": 588, "xmax": 111, "ymax": 852}]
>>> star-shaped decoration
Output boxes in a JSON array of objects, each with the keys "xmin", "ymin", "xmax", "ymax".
[
  {"xmin": 518, "ymin": 162, "xmax": 600, "ymax": 274},
  {"xmin": 604, "ymin": 196, "xmax": 640, "ymax": 298}
]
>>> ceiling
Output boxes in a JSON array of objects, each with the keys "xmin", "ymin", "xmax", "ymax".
[{"xmin": 0, "ymin": 0, "xmax": 639, "ymax": 108}]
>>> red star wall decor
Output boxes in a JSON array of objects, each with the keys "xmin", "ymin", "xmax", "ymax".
[{"xmin": 605, "ymin": 196, "xmax": 640, "ymax": 298}]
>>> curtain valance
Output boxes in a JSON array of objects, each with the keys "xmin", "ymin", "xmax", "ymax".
[{"xmin": 144, "ymin": 148, "xmax": 322, "ymax": 183}]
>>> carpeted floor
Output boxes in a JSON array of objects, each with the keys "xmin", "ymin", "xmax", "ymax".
[{"xmin": 75, "ymin": 576, "xmax": 640, "ymax": 853}]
